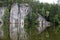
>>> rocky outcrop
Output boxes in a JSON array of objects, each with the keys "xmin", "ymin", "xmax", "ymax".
[
  {"xmin": 10, "ymin": 3, "xmax": 31, "ymax": 40},
  {"xmin": 37, "ymin": 14, "xmax": 50, "ymax": 33}
]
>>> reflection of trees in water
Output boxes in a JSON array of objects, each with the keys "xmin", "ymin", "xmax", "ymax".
[{"xmin": 26, "ymin": 25, "xmax": 60, "ymax": 40}]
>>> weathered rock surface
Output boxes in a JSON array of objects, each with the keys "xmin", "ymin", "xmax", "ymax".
[
  {"xmin": 10, "ymin": 3, "xmax": 31, "ymax": 40},
  {"xmin": 10, "ymin": 3, "xmax": 18, "ymax": 40}
]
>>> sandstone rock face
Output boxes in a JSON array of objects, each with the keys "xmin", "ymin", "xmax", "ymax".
[{"xmin": 10, "ymin": 3, "xmax": 31, "ymax": 40}]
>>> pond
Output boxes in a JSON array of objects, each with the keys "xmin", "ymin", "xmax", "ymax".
[{"xmin": 26, "ymin": 25, "xmax": 60, "ymax": 40}]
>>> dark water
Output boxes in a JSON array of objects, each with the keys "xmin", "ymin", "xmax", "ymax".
[{"xmin": 26, "ymin": 25, "xmax": 60, "ymax": 40}]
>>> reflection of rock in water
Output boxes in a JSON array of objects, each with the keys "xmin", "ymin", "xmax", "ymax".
[
  {"xmin": 0, "ymin": 7, "xmax": 5, "ymax": 38},
  {"xmin": 0, "ymin": 30, "xmax": 4, "ymax": 37},
  {"xmin": 37, "ymin": 14, "xmax": 50, "ymax": 33},
  {"xmin": 10, "ymin": 3, "xmax": 31, "ymax": 40},
  {"xmin": 0, "ymin": 7, "xmax": 4, "ymax": 27}
]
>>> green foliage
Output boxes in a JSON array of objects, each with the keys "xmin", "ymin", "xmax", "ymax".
[
  {"xmin": 24, "ymin": 2, "xmax": 60, "ymax": 40},
  {"xmin": 24, "ymin": 12, "xmax": 39, "ymax": 40},
  {"xmin": 2, "ymin": 8, "xmax": 10, "ymax": 40},
  {"xmin": 24, "ymin": 12, "xmax": 38, "ymax": 31}
]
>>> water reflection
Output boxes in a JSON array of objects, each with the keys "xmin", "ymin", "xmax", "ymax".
[{"xmin": 26, "ymin": 24, "xmax": 60, "ymax": 40}]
